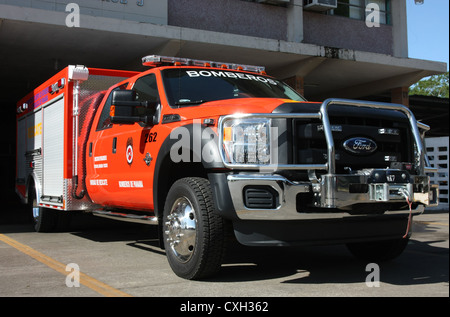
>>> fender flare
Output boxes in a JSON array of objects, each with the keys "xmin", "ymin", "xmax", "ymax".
[{"xmin": 153, "ymin": 123, "xmax": 225, "ymax": 218}]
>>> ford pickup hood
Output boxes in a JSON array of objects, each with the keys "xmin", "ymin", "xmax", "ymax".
[{"xmin": 169, "ymin": 98, "xmax": 305, "ymax": 121}]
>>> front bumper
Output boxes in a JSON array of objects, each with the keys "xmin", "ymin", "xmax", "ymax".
[
  {"xmin": 212, "ymin": 98, "xmax": 440, "ymax": 245},
  {"xmin": 227, "ymin": 171, "xmax": 438, "ymax": 221}
]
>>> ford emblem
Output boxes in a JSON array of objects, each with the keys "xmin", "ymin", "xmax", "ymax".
[{"xmin": 343, "ymin": 137, "xmax": 377, "ymax": 155}]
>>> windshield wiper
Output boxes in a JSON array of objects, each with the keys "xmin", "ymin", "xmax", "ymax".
[{"xmin": 174, "ymin": 100, "xmax": 208, "ymax": 106}]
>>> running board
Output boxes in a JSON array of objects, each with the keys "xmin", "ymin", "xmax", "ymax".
[{"xmin": 92, "ymin": 210, "xmax": 158, "ymax": 225}]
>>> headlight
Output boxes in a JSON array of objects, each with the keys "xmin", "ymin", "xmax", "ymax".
[{"xmin": 222, "ymin": 118, "xmax": 271, "ymax": 165}]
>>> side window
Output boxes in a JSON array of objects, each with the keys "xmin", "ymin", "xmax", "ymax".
[
  {"xmin": 132, "ymin": 74, "xmax": 160, "ymax": 117},
  {"xmin": 96, "ymin": 83, "xmax": 128, "ymax": 131}
]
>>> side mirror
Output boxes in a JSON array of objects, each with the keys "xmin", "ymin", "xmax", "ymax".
[{"xmin": 110, "ymin": 90, "xmax": 158, "ymax": 125}]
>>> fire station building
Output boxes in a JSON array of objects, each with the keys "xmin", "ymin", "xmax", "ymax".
[{"xmin": 0, "ymin": 0, "xmax": 448, "ymax": 202}]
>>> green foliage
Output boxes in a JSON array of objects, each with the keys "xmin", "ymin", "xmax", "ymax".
[{"xmin": 409, "ymin": 72, "xmax": 449, "ymax": 98}]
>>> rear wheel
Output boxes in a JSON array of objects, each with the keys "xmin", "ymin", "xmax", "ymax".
[
  {"xmin": 28, "ymin": 185, "xmax": 59, "ymax": 232},
  {"xmin": 163, "ymin": 177, "xmax": 227, "ymax": 280},
  {"xmin": 346, "ymin": 237, "xmax": 410, "ymax": 262}
]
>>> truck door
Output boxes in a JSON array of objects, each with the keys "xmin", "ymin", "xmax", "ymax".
[{"xmin": 87, "ymin": 74, "xmax": 161, "ymax": 211}]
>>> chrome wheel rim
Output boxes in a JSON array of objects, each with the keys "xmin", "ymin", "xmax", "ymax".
[{"xmin": 165, "ymin": 197, "xmax": 197, "ymax": 263}]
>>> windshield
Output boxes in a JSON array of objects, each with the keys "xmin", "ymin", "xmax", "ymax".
[{"xmin": 161, "ymin": 68, "xmax": 306, "ymax": 107}]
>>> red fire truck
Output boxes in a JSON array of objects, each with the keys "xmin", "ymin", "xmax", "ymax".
[{"xmin": 16, "ymin": 55, "xmax": 439, "ymax": 279}]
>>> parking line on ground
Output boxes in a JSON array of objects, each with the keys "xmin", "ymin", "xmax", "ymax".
[{"xmin": 0, "ymin": 233, "xmax": 132, "ymax": 297}]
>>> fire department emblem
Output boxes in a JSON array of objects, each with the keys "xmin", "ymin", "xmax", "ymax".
[{"xmin": 126, "ymin": 137, "xmax": 133, "ymax": 165}]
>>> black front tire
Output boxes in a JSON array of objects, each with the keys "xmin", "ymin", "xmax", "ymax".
[{"xmin": 162, "ymin": 177, "xmax": 227, "ymax": 280}]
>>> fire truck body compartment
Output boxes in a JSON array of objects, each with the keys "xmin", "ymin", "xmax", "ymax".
[
  {"xmin": 41, "ymin": 95, "xmax": 65, "ymax": 206},
  {"xmin": 16, "ymin": 67, "xmax": 138, "ymax": 211}
]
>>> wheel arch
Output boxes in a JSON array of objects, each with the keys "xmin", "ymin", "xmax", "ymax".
[
  {"xmin": 153, "ymin": 123, "xmax": 224, "ymax": 219},
  {"xmin": 26, "ymin": 173, "xmax": 41, "ymax": 205}
]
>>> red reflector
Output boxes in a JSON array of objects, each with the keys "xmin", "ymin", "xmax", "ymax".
[{"xmin": 57, "ymin": 78, "xmax": 65, "ymax": 89}]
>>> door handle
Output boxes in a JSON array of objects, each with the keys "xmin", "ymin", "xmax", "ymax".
[{"xmin": 112, "ymin": 137, "xmax": 117, "ymax": 154}]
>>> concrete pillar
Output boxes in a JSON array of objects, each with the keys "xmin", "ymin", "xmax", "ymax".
[
  {"xmin": 391, "ymin": 86, "xmax": 409, "ymax": 107},
  {"xmin": 391, "ymin": 0, "xmax": 409, "ymax": 58},
  {"xmin": 287, "ymin": 0, "xmax": 303, "ymax": 43}
]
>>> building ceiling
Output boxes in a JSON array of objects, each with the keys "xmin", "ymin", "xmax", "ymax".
[{"xmin": 0, "ymin": 17, "xmax": 446, "ymax": 105}]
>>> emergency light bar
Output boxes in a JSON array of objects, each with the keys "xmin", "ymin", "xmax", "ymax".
[{"xmin": 142, "ymin": 55, "xmax": 266, "ymax": 74}]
